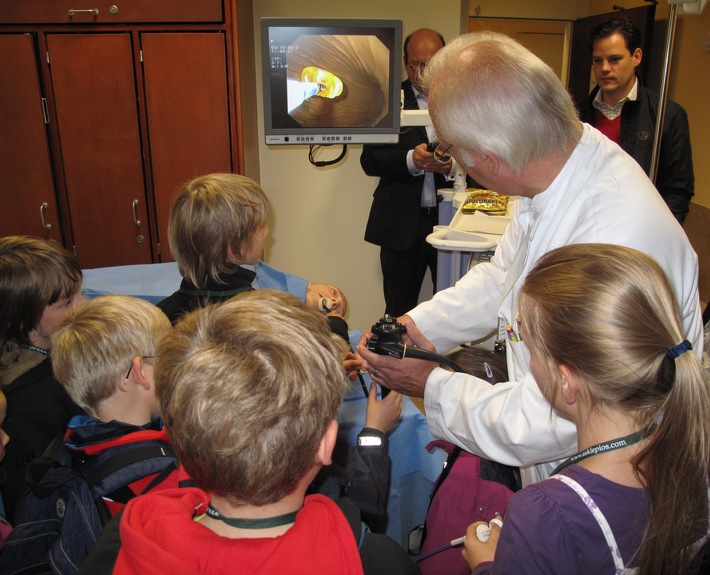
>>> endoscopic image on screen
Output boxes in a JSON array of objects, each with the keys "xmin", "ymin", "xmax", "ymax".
[{"xmin": 274, "ymin": 33, "xmax": 392, "ymax": 129}]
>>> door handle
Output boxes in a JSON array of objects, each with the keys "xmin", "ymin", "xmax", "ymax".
[
  {"xmin": 68, "ymin": 8, "xmax": 99, "ymax": 17},
  {"xmin": 132, "ymin": 199, "xmax": 141, "ymax": 226},
  {"xmin": 40, "ymin": 202, "xmax": 52, "ymax": 231}
]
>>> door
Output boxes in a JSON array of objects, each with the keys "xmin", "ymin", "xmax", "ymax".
[
  {"xmin": 47, "ymin": 33, "xmax": 152, "ymax": 268},
  {"xmin": 141, "ymin": 32, "xmax": 233, "ymax": 261},
  {"xmin": 0, "ymin": 33, "xmax": 62, "ymax": 242},
  {"xmin": 468, "ymin": 19, "xmax": 569, "ymax": 84}
]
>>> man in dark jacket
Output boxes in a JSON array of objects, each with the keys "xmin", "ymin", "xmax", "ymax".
[
  {"xmin": 360, "ymin": 28, "xmax": 452, "ymax": 317},
  {"xmin": 577, "ymin": 16, "xmax": 694, "ymax": 224}
]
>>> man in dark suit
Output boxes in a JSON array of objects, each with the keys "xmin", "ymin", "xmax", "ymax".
[{"xmin": 360, "ymin": 28, "xmax": 452, "ymax": 318}]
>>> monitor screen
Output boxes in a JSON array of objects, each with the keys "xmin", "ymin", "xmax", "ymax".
[{"xmin": 261, "ymin": 18, "xmax": 403, "ymax": 145}]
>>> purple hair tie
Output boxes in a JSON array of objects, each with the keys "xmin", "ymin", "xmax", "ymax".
[{"xmin": 666, "ymin": 339, "xmax": 692, "ymax": 360}]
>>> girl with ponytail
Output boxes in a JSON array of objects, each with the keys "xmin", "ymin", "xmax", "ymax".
[{"xmin": 463, "ymin": 243, "xmax": 710, "ymax": 575}]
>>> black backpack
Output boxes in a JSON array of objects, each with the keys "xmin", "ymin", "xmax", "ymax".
[{"xmin": 0, "ymin": 437, "xmax": 177, "ymax": 575}]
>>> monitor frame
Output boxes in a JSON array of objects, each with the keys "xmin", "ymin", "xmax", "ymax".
[{"xmin": 260, "ymin": 17, "xmax": 403, "ymax": 146}]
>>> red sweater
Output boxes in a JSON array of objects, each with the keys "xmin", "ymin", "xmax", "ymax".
[
  {"xmin": 594, "ymin": 109, "xmax": 622, "ymax": 145},
  {"xmin": 114, "ymin": 489, "xmax": 365, "ymax": 575}
]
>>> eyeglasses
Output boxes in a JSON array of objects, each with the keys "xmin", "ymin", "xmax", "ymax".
[
  {"xmin": 433, "ymin": 143, "xmax": 453, "ymax": 164},
  {"xmin": 124, "ymin": 356, "xmax": 156, "ymax": 380},
  {"xmin": 406, "ymin": 60, "xmax": 427, "ymax": 73}
]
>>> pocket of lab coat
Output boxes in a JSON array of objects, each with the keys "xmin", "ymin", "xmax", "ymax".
[{"xmin": 507, "ymin": 338, "xmax": 531, "ymax": 379}]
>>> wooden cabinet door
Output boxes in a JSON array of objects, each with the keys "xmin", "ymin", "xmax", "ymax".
[
  {"xmin": 141, "ymin": 32, "xmax": 233, "ymax": 261},
  {"xmin": 46, "ymin": 33, "xmax": 152, "ymax": 268},
  {"xmin": 0, "ymin": 33, "xmax": 62, "ymax": 242}
]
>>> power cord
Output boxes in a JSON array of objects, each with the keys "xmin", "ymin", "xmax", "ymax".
[{"xmin": 308, "ymin": 144, "xmax": 347, "ymax": 167}]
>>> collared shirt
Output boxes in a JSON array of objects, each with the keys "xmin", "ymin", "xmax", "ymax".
[
  {"xmin": 592, "ymin": 77, "xmax": 638, "ymax": 120},
  {"xmin": 406, "ymin": 85, "xmax": 449, "ymax": 207}
]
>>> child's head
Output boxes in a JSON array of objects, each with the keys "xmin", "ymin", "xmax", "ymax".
[
  {"xmin": 305, "ymin": 283, "xmax": 349, "ymax": 317},
  {"xmin": 51, "ymin": 295, "xmax": 171, "ymax": 421},
  {"xmin": 519, "ymin": 243, "xmax": 690, "ymax": 416},
  {"xmin": 155, "ymin": 289, "xmax": 346, "ymax": 506},
  {"xmin": 168, "ymin": 173, "xmax": 269, "ymax": 287},
  {"xmin": 0, "ymin": 390, "xmax": 9, "ymax": 463},
  {"xmin": 0, "ymin": 235, "xmax": 83, "ymax": 351},
  {"xmin": 446, "ymin": 345, "xmax": 508, "ymax": 384}
]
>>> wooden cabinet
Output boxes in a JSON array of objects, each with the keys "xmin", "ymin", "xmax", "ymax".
[
  {"xmin": 0, "ymin": 0, "xmax": 223, "ymax": 24},
  {"xmin": 47, "ymin": 32, "xmax": 152, "ymax": 266},
  {"xmin": 0, "ymin": 34, "xmax": 62, "ymax": 242},
  {"xmin": 0, "ymin": 1, "xmax": 240, "ymax": 268}
]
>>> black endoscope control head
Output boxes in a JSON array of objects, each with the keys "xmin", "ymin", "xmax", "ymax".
[{"xmin": 366, "ymin": 315, "xmax": 406, "ymax": 357}]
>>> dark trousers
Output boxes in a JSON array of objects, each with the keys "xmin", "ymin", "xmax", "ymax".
[{"xmin": 380, "ymin": 210, "xmax": 438, "ymax": 318}]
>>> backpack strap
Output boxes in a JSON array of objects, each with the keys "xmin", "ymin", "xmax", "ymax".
[
  {"xmin": 139, "ymin": 459, "xmax": 180, "ymax": 495},
  {"xmin": 82, "ymin": 444, "xmax": 175, "ymax": 490},
  {"xmin": 551, "ymin": 474, "xmax": 633, "ymax": 574},
  {"xmin": 336, "ymin": 497, "xmax": 368, "ymax": 549}
]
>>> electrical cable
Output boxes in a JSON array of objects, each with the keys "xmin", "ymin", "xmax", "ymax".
[{"xmin": 308, "ymin": 144, "xmax": 347, "ymax": 167}]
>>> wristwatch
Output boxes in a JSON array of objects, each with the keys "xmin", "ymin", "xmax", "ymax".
[{"xmin": 357, "ymin": 428, "xmax": 386, "ymax": 448}]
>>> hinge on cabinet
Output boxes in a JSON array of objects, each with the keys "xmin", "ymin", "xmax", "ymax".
[
  {"xmin": 46, "ymin": 51, "xmax": 50, "ymax": 65},
  {"xmin": 41, "ymin": 98, "xmax": 50, "ymax": 124},
  {"xmin": 72, "ymin": 246, "xmax": 77, "ymax": 257},
  {"xmin": 140, "ymin": 50, "xmax": 143, "ymax": 63},
  {"xmin": 157, "ymin": 242, "xmax": 161, "ymax": 255}
]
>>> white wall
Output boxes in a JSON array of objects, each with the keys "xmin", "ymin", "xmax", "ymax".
[{"xmin": 250, "ymin": 1, "xmax": 466, "ymax": 332}]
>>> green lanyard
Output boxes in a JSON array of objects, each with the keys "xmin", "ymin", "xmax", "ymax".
[
  {"xmin": 552, "ymin": 423, "xmax": 656, "ymax": 476},
  {"xmin": 205, "ymin": 504, "xmax": 301, "ymax": 529}
]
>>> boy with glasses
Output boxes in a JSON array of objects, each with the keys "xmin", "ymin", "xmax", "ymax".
[{"xmin": 51, "ymin": 295, "xmax": 177, "ymax": 517}]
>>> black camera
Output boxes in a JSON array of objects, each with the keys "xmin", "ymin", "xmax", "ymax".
[{"xmin": 367, "ymin": 315, "xmax": 406, "ymax": 357}]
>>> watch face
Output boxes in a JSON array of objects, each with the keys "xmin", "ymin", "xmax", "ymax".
[{"xmin": 358, "ymin": 435, "xmax": 382, "ymax": 447}]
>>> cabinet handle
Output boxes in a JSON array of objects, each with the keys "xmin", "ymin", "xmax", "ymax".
[
  {"xmin": 40, "ymin": 202, "xmax": 52, "ymax": 231},
  {"xmin": 132, "ymin": 199, "xmax": 141, "ymax": 226},
  {"xmin": 68, "ymin": 8, "xmax": 99, "ymax": 17}
]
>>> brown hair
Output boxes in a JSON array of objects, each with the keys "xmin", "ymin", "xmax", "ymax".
[
  {"xmin": 155, "ymin": 289, "xmax": 346, "ymax": 505},
  {"xmin": 0, "ymin": 236, "xmax": 82, "ymax": 357},
  {"xmin": 519, "ymin": 243, "xmax": 710, "ymax": 575},
  {"xmin": 446, "ymin": 344, "xmax": 508, "ymax": 384},
  {"xmin": 168, "ymin": 173, "xmax": 269, "ymax": 287}
]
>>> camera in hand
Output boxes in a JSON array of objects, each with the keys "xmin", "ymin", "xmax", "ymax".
[
  {"xmin": 366, "ymin": 315, "xmax": 406, "ymax": 398},
  {"xmin": 367, "ymin": 315, "xmax": 406, "ymax": 357}
]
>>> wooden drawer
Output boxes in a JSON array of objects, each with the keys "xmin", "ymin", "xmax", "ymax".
[{"xmin": 0, "ymin": 0, "xmax": 223, "ymax": 25}]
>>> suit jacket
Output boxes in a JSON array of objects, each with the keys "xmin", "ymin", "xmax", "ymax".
[{"xmin": 360, "ymin": 80, "xmax": 449, "ymax": 252}]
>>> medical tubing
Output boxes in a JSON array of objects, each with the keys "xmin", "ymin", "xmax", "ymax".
[{"xmin": 376, "ymin": 341, "xmax": 464, "ymax": 372}]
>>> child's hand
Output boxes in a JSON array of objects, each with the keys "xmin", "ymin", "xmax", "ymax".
[
  {"xmin": 343, "ymin": 351, "xmax": 364, "ymax": 381},
  {"xmin": 364, "ymin": 383, "xmax": 402, "ymax": 434},
  {"xmin": 461, "ymin": 519, "xmax": 501, "ymax": 570}
]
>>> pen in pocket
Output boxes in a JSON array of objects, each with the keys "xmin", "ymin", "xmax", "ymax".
[{"xmin": 505, "ymin": 324, "xmax": 519, "ymax": 342}]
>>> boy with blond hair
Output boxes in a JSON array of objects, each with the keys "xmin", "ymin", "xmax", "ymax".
[
  {"xmin": 114, "ymin": 290, "xmax": 415, "ymax": 575},
  {"xmin": 51, "ymin": 295, "xmax": 177, "ymax": 514},
  {"xmin": 158, "ymin": 172, "xmax": 350, "ymax": 324},
  {"xmin": 158, "ymin": 172, "xmax": 269, "ymax": 323}
]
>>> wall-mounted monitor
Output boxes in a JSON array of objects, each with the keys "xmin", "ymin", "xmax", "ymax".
[{"xmin": 261, "ymin": 18, "xmax": 403, "ymax": 146}]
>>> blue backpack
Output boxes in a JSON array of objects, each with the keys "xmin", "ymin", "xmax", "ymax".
[{"xmin": 0, "ymin": 437, "xmax": 177, "ymax": 575}]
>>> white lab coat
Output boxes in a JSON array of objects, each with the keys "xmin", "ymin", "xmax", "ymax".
[{"xmin": 410, "ymin": 123, "xmax": 702, "ymax": 486}]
